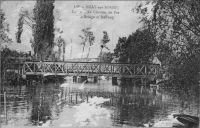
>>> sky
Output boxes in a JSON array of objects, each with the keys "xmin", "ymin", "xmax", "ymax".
[{"xmin": 1, "ymin": 1, "xmax": 145, "ymax": 59}]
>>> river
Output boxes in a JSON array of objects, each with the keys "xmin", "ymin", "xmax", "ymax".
[{"xmin": 0, "ymin": 77, "xmax": 199, "ymax": 127}]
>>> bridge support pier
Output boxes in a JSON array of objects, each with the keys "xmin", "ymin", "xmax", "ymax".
[
  {"xmin": 112, "ymin": 77, "xmax": 118, "ymax": 85},
  {"xmin": 117, "ymin": 77, "xmax": 121, "ymax": 85},
  {"xmin": 73, "ymin": 76, "xmax": 77, "ymax": 83},
  {"xmin": 76, "ymin": 76, "xmax": 81, "ymax": 83},
  {"xmin": 87, "ymin": 76, "xmax": 97, "ymax": 83},
  {"xmin": 65, "ymin": 76, "xmax": 73, "ymax": 84},
  {"xmin": 94, "ymin": 77, "xmax": 97, "ymax": 83},
  {"xmin": 22, "ymin": 74, "xmax": 26, "ymax": 79},
  {"xmin": 107, "ymin": 77, "xmax": 112, "ymax": 85},
  {"xmin": 141, "ymin": 78, "xmax": 144, "ymax": 94},
  {"xmin": 140, "ymin": 78, "xmax": 150, "ymax": 94},
  {"xmin": 132, "ymin": 80, "xmax": 137, "ymax": 94},
  {"xmin": 81, "ymin": 76, "xmax": 88, "ymax": 83},
  {"xmin": 120, "ymin": 78, "xmax": 132, "ymax": 85},
  {"xmin": 87, "ymin": 77, "xmax": 92, "ymax": 83}
]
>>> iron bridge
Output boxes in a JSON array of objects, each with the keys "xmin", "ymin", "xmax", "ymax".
[{"xmin": 23, "ymin": 62, "xmax": 161, "ymax": 78}]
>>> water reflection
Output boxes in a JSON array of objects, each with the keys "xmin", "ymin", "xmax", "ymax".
[{"xmin": 1, "ymin": 79, "xmax": 199, "ymax": 127}]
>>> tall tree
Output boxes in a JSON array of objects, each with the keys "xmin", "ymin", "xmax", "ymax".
[
  {"xmin": 33, "ymin": 0, "xmax": 55, "ymax": 61},
  {"xmin": 98, "ymin": 52, "xmax": 112, "ymax": 63},
  {"xmin": 135, "ymin": 0, "xmax": 200, "ymax": 60},
  {"xmin": 16, "ymin": 7, "xmax": 35, "ymax": 44},
  {"xmin": 86, "ymin": 31, "xmax": 95, "ymax": 59},
  {"xmin": 16, "ymin": 14, "xmax": 24, "ymax": 43},
  {"xmin": 55, "ymin": 35, "xmax": 66, "ymax": 61},
  {"xmin": 114, "ymin": 28, "xmax": 157, "ymax": 63},
  {"xmin": 79, "ymin": 27, "xmax": 94, "ymax": 59},
  {"xmin": 0, "ymin": 9, "xmax": 12, "ymax": 46},
  {"xmin": 135, "ymin": 0, "xmax": 200, "ymax": 91},
  {"xmin": 114, "ymin": 37, "xmax": 128, "ymax": 63},
  {"xmin": 1, "ymin": 9, "xmax": 13, "ymax": 80},
  {"xmin": 99, "ymin": 31, "xmax": 110, "ymax": 62},
  {"xmin": 127, "ymin": 28, "xmax": 157, "ymax": 63}
]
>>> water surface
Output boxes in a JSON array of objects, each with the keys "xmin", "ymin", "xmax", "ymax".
[{"xmin": 1, "ymin": 78, "xmax": 199, "ymax": 127}]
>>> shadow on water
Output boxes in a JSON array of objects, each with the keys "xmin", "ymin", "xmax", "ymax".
[{"xmin": 1, "ymin": 78, "xmax": 199, "ymax": 127}]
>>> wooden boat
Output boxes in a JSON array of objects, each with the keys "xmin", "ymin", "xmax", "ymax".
[{"xmin": 173, "ymin": 114, "xmax": 199, "ymax": 127}]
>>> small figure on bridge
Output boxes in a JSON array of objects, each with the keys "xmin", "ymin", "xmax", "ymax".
[{"xmin": 37, "ymin": 61, "xmax": 43, "ymax": 69}]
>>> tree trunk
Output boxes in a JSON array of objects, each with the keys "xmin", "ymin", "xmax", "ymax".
[
  {"xmin": 81, "ymin": 43, "xmax": 85, "ymax": 59},
  {"xmin": 99, "ymin": 48, "xmax": 103, "ymax": 62},
  {"xmin": 87, "ymin": 45, "xmax": 91, "ymax": 59},
  {"xmin": 58, "ymin": 46, "xmax": 61, "ymax": 61}
]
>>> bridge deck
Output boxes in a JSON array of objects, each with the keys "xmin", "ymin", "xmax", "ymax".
[{"xmin": 23, "ymin": 62, "xmax": 161, "ymax": 78}]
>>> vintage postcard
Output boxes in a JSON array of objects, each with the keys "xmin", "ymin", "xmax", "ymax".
[{"xmin": 1, "ymin": 0, "xmax": 199, "ymax": 128}]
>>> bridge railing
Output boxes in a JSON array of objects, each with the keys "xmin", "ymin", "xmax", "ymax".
[{"xmin": 23, "ymin": 62, "xmax": 160, "ymax": 78}]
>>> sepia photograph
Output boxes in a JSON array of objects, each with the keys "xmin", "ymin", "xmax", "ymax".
[{"xmin": 0, "ymin": 0, "xmax": 200, "ymax": 127}]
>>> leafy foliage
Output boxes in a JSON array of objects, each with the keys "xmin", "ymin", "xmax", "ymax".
[
  {"xmin": 16, "ymin": 14, "xmax": 24, "ymax": 43},
  {"xmin": 55, "ymin": 32, "xmax": 66, "ymax": 61},
  {"xmin": 87, "ymin": 31, "xmax": 95, "ymax": 59},
  {"xmin": 98, "ymin": 52, "xmax": 112, "ymax": 63},
  {"xmin": 0, "ymin": 9, "xmax": 12, "ymax": 46},
  {"xmin": 1, "ymin": 47, "xmax": 30, "ymax": 81},
  {"xmin": 0, "ymin": 10, "xmax": 30, "ymax": 83},
  {"xmin": 135, "ymin": 0, "xmax": 200, "ymax": 90},
  {"xmin": 16, "ymin": 7, "xmax": 36, "ymax": 44},
  {"xmin": 101, "ymin": 31, "xmax": 110, "ymax": 50},
  {"xmin": 79, "ymin": 27, "xmax": 95, "ymax": 59},
  {"xmin": 114, "ymin": 37, "xmax": 129, "ymax": 63},
  {"xmin": 114, "ymin": 28, "xmax": 157, "ymax": 63},
  {"xmin": 99, "ymin": 31, "xmax": 110, "ymax": 62},
  {"xmin": 15, "ymin": 1, "xmax": 55, "ymax": 61},
  {"xmin": 33, "ymin": 0, "xmax": 55, "ymax": 61}
]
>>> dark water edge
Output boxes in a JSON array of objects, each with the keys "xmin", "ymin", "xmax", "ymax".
[{"xmin": 0, "ymin": 78, "xmax": 199, "ymax": 127}]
